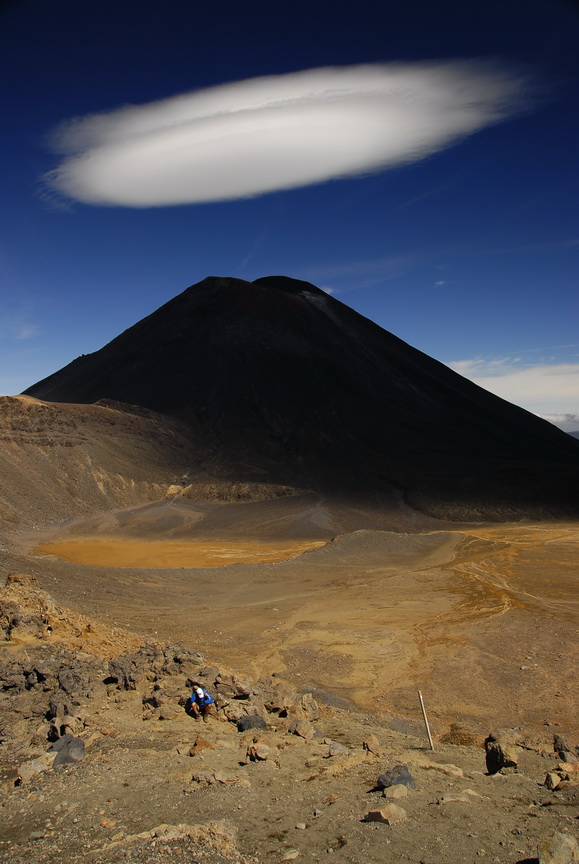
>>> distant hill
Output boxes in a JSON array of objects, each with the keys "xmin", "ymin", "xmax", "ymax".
[{"xmin": 24, "ymin": 275, "xmax": 579, "ymax": 520}]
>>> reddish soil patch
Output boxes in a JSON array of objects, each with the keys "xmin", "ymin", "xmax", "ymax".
[{"xmin": 35, "ymin": 538, "xmax": 327, "ymax": 568}]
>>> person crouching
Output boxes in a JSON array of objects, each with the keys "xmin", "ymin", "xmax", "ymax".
[{"xmin": 189, "ymin": 685, "xmax": 214, "ymax": 722}]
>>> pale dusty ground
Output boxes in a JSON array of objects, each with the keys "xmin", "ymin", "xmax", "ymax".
[{"xmin": 20, "ymin": 513, "xmax": 579, "ymax": 741}]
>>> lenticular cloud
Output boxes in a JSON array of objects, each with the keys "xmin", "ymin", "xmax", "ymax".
[{"xmin": 46, "ymin": 62, "xmax": 529, "ymax": 207}]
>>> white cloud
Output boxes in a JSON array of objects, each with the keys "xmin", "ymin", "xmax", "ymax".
[
  {"xmin": 446, "ymin": 356, "xmax": 579, "ymax": 419},
  {"xmin": 538, "ymin": 413, "xmax": 579, "ymax": 433},
  {"xmin": 45, "ymin": 61, "xmax": 530, "ymax": 208}
]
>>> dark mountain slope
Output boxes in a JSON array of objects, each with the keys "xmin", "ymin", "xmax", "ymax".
[{"xmin": 24, "ymin": 275, "xmax": 579, "ymax": 519}]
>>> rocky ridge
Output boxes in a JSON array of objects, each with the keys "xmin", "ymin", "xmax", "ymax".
[
  {"xmin": 1, "ymin": 573, "xmax": 578, "ymax": 864},
  {"xmin": 0, "ymin": 395, "xmax": 202, "ymax": 529}
]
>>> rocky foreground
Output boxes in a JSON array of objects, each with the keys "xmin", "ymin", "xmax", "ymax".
[{"xmin": 1, "ymin": 573, "xmax": 578, "ymax": 864}]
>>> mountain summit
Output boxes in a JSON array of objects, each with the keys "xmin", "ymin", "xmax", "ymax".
[{"xmin": 24, "ymin": 275, "xmax": 579, "ymax": 519}]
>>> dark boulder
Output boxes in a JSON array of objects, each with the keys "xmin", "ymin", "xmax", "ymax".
[
  {"xmin": 51, "ymin": 734, "xmax": 85, "ymax": 767},
  {"xmin": 237, "ymin": 714, "xmax": 268, "ymax": 732},
  {"xmin": 377, "ymin": 764, "xmax": 416, "ymax": 790}
]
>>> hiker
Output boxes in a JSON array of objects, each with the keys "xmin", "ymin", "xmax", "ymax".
[{"xmin": 188, "ymin": 685, "xmax": 214, "ymax": 721}]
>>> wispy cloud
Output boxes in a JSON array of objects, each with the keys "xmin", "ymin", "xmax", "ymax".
[
  {"xmin": 537, "ymin": 413, "xmax": 579, "ymax": 433},
  {"xmin": 0, "ymin": 314, "xmax": 37, "ymax": 341},
  {"xmin": 297, "ymin": 253, "xmax": 419, "ymax": 293},
  {"xmin": 474, "ymin": 238, "xmax": 579, "ymax": 257},
  {"xmin": 447, "ymin": 355, "xmax": 579, "ymax": 418},
  {"xmin": 45, "ymin": 61, "xmax": 531, "ymax": 208},
  {"xmin": 238, "ymin": 231, "xmax": 267, "ymax": 270}
]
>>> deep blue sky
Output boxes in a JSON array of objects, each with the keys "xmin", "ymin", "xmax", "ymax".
[{"xmin": 1, "ymin": 0, "xmax": 578, "ymax": 429}]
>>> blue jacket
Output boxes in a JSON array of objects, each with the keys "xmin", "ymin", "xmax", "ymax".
[{"xmin": 190, "ymin": 688, "xmax": 214, "ymax": 707}]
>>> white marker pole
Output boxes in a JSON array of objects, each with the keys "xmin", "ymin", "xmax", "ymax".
[{"xmin": 418, "ymin": 690, "xmax": 435, "ymax": 751}]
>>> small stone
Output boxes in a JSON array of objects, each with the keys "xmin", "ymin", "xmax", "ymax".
[
  {"xmin": 545, "ymin": 772, "xmax": 562, "ymax": 790},
  {"xmin": 281, "ymin": 851, "xmax": 300, "ymax": 861},
  {"xmin": 363, "ymin": 735, "xmax": 381, "ymax": 754},
  {"xmin": 328, "ymin": 742, "xmax": 349, "ymax": 757},
  {"xmin": 61, "ymin": 714, "xmax": 82, "ymax": 736},
  {"xmin": 290, "ymin": 719, "xmax": 315, "ymax": 740},
  {"xmin": 17, "ymin": 753, "xmax": 54, "ymax": 783},
  {"xmin": 433, "ymin": 762, "xmax": 464, "ymax": 777},
  {"xmin": 553, "ymin": 734, "xmax": 571, "ymax": 760},
  {"xmin": 560, "ymin": 752, "xmax": 575, "ymax": 764},
  {"xmin": 382, "ymin": 784, "xmax": 408, "ymax": 799},
  {"xmin": 99, "ymin": 817, "xmax": 116, "ymax": 828},
  {"xmin": 363, "ymin": 804, "xmax": 407, "ymax": 825},
  {"xmin": 437, "ymin": 793, "xmax": 473, "ymax": 804},
  {"xmin": 247, "ymin": 743, "xmax": 270, "ymax": 761},
  {"xmin": 295, "ymin": 823, "xmax": 307, "ymax": 830},
  {"xmin": 538, "ymin": 831, "xmax": 579, "ymax": 864},
  {"xmin": 412, "ymin": 753, "xmax": 463, "ymax": 777}
]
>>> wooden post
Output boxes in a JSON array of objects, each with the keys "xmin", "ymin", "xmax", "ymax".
[{"xmin": 418, "ymin": 690, "xmax": 435, "ymax": 750}]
